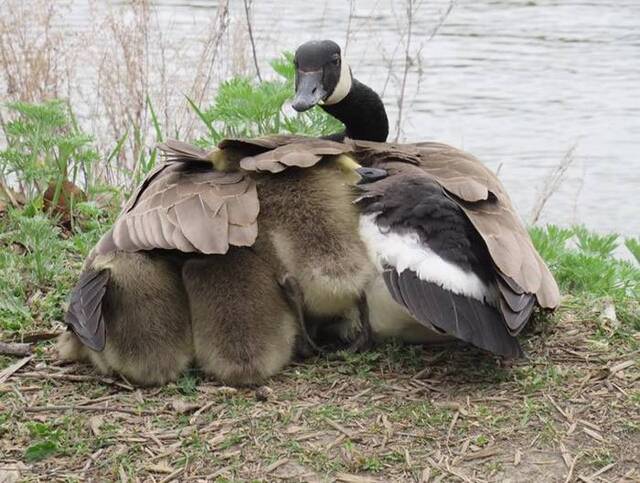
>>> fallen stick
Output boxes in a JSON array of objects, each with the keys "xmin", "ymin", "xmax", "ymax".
[
  {"xmin": 0, "ymin": 341, "xmax": 32, "ymax": 356},
  {"xmin": 0, "ymin": 355, "xmax": 33, "ymax": 384},
  {"xmin": 21, "ymin": 404, "xmax": 161, "ymax": 416}
]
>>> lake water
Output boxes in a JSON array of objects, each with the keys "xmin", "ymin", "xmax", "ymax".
[{"xmin": 70, "ymin": 0, "xmax": 640, "ymax": 236}]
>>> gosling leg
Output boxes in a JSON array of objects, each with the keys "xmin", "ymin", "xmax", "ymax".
[
  {"xmin": 279, "ymin": 274, "xmax": 323, "ymax": 358},
  {"xmin": 348, "ymin": 293, "xmax": 373, "ymax": 353}
]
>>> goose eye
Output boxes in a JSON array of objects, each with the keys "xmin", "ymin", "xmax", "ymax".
[{"xmin": 332, "ymin": 58, "xmax": 340, "ymax": 66}]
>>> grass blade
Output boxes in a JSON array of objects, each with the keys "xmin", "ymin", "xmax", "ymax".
[{"xmin": 146, "ymin": 94, "xmax": 163, "ymax": 143}]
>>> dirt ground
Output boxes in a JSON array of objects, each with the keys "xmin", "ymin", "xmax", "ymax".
[{"xmin": 1, "ymin": 306, "xmax": 638, "ymax": 482}]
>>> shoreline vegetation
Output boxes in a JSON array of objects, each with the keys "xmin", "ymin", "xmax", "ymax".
[{"xmin": 1, "ymin": 2, "xmax": 639, "ymax": 481}]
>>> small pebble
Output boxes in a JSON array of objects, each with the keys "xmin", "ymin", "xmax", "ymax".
[{"xmin": 255, "ymin": 385, "xmax": 273, "ymax": 402}]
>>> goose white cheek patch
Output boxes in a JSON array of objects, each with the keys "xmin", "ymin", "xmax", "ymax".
[
  {"xmin": 323, "ymin": 61, "xmax": 352, "ymax": 105},
  {"xmin": 359, "ymin": 214, "xmax": 497, "ymax": 304}
]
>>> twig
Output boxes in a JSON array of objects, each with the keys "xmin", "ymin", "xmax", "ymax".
[
  {"xmin": 584, "ymin": 463, "xmax": 615, "ymax": 481},
  {"xmin": 529, "ymin": 144, "xmax": 577, "ymax": 225},
  {"xmin": 563, "ymin": 453, "xmax": 579, "ymax": 483},
  {"xmin": 21, "ymin": 404, "xmax": 160, "ymax": 416},
  {"xmin": 394, "ymin": 0, "xmax": 454, "ymax": 142},
  {"xmin": 462, "ymin": 447, "xmax": 499, "ymax": 461},
  {"xmin": 18, "ymin": 371, "xmax": 134, "ymax": 390},
  {"xmin": 243, "ymin": 0, "xmax": 261, "ymax": 82},
  {"xmin": 159, "ymin": 466, "xmax": 185, "ymax": 483},
  {"xmin": 446, "ymin": 411, "xmax": 459, "ymax": 444},
  {"xmin": 0, "ymin": 341, "xmax": 32, "ymax": 357},
  {"xmin": 394, "ymin": 0, "xmax": 414, "ymax": 143},
  {"xmin": 324, "ymin": 417, "xmax": 356, "ymax": 439},
  {"xmin": 0, "ymin": 355, "xmax": 33, "ymax": 384},
  {"xmin": 264, "ymin": 458, "xmax": 289, "ymax": 474},
  {"xmin": 21, "ymin": 331, "xmax": 61, "ymax": 343},
  {"xmin": 343, "ymin": 0, "xmax": 356, "ymax": 57}
]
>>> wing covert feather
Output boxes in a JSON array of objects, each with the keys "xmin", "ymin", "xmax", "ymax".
[{"xmin": 106, "ymin": 162, "xmax": 259, "ymax": 255}]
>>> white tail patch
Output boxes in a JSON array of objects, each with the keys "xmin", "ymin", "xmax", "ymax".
[
  {"xmin": 359, "ymin": 214, "xmax": 497, "ymax": 304},
  {"xmin": 323, "ymin": 61, "xmax": 352, "ymax": 105}
]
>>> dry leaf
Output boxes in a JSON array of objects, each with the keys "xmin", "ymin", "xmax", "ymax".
[
  {"xmin": 255, "ymin": 386, "xmax": 273, "ymax": 402},
  {"xmin": 0, "ymin": 463, "xmax": 25, "ymax": 483},
  {"xmin": 514, "ymin": 448, "xmax": 522, "ymax": 466},
  {"xmin": 170, "ymin": 399, "xmax": 201, "ymax": 414},
  {"xmin": 144, "ymin": 461, "xmax": 174, "ymax": 474},
  {"xmin": 199, "ymin": 386, "xmax": 238, "ymax": 396},
  {"xmin": 608, "ymin": 360, "xmax": 634, "ymax": 377},
  {"xmin": 88, "ymin": 415, "xmax": 104, "ymax": 436},
  {"xmin": 583, "ymin": 427, "xmax": 604, "ymax": 442}
]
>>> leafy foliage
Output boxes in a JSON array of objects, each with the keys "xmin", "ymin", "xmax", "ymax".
[
  {"xmin": 193, "ymin": 53, "xmax": 343, "ymax": 146},
  {"xmin": 625, "ymin": 237, "xmax": 640, "ymax": 264},
  {"xmin": 25, "ymin": 421, "xmax": 62, "ymax": 462},
  {"xmin": 530, "ymin": 225, "xmax": 640, "ymax": 330},
  {"xmin": 0, "ymin": 100, "xmax": 99, "ymax": 201},
  {"xmin": 0, "ymin": 203, "xmax": 110, "ymax": 334}
]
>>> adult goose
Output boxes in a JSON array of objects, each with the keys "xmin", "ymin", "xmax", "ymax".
[
  {"xmin": 290, "ymin": 40, "xmax": 560, "ymax": 357},
  {"xmin": 59, "ymin": 40, "xmax": 560, "ymax": 384}
]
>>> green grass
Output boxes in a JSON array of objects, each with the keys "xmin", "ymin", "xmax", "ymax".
[{"xmin": 529, "ymin": 225, "xmax": 640, "ymax": 335}]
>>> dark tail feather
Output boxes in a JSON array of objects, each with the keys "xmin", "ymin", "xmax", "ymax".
[
  {"xmin": 496, "ymin": 274, "xmax": 536, "ymax": 335},
  {"xmin": 383, "ymin": 268, "xmax": 523, "ymax": 358}
]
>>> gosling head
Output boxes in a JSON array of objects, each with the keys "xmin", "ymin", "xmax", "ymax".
[{"xmin": 292, "ymin": 40, "xmax": 352, "ymax": 112}]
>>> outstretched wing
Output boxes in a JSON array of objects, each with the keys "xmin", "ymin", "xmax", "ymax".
[
  {"xmin": 92, "ymin": 159, "xmax": 259, "ymax": 259},
  {"xmin": 74, "ymin": 136, "xmax": 353, "ymax": 351}
]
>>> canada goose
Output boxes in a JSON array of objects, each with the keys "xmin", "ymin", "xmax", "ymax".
[
  {"xmin": 59, "ymin": 38, "xmax": 560, "ymax": 384},
  {"xmin": 59, "ymin": 137, "xmax": 377, "ymax": 385},
  {"xmin": 290, "ymin": 39, "xmax": 561, "ymax": 356}
]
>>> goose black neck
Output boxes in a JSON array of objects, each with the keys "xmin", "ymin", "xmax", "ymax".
[{"xmin": 321, "ymin": 78, "xmax": 389, "ymax": 143}]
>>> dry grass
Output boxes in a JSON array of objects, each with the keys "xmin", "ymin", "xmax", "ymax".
[
  {"xmin": 0, "ymin": 0, "xmax": 247, "ymax": 187},
  {"xmin": 529, "ymin": 145, "xmax": 578, "ymax": 226},
  {"xmin": 0, "ymin": 0, "xmax": 76, "ymax": 103},
  {"xmin": 1, "ymin": 309, "xmax": 638, "ymax": 482}
]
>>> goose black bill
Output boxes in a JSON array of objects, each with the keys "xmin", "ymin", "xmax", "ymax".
[{"xmin": 292, "ymin": 70, "xmax": 326, "ymax": 112}]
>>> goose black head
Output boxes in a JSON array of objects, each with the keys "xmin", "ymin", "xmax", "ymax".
[{"xmin": 292, "ymin": 40, "xmax": 352, "ymax": 112}]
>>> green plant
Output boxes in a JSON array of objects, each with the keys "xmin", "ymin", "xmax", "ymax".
[
  {"xmin": 192, "ymin": 53, "xmax": 343, "ymax": 146},
  {"xmin": 0, "ymin": 100, "xmax": 99, "ymax": 206},
  {"xmin": 25, "ymin": 422, "xmax": 62, "ymax": 462},
  {"xmin": 530, "ymin": 225, "xmax": 640, "ymax": 319},
  {"xmin": 625, "ymin": 237, "xmax": 640, "ymax": 264}
]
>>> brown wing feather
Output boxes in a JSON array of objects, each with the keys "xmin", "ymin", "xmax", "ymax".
[
  {"xmin": 240, "ymin": 139, "xmax": 352, "ymax": 173},
  {"xmin": 102, "ymin": 161, "xmax": 259, "ymax": 256}
]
